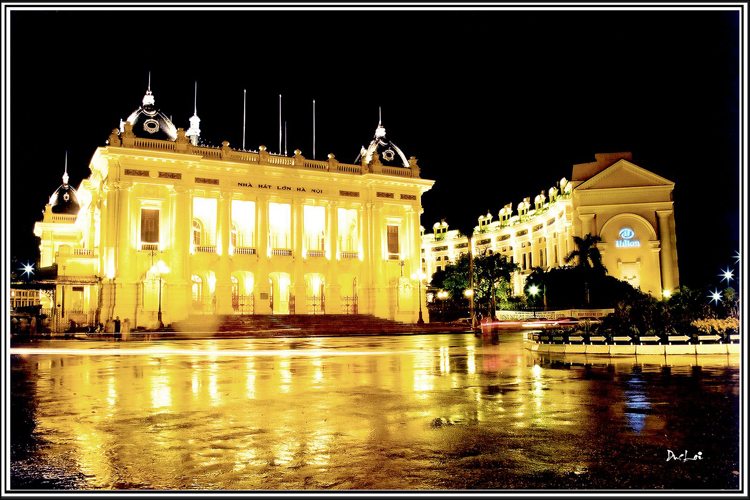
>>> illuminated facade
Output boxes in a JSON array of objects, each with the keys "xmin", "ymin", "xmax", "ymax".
[
  {"xmin": 34, "ymin": 85, "xmax": 434, "ymax": 329},
  {"xmin": 421, "ymin": 152, "xmax": 679, "ymax": 298}
]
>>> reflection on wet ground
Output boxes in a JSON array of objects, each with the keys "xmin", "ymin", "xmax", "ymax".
[{"xmin": 10, "ymin": 333, "xmax": 740, "ymax": 490}]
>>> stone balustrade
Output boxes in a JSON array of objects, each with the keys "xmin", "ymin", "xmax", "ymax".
[{"xmin": 114, "ymin": 135, "xmax": 420, "ymax": 178}]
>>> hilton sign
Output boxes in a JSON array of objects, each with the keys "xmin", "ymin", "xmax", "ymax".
[{"xmin": 615, "ymin": 227, "xmax": 641, "ymax": 248}]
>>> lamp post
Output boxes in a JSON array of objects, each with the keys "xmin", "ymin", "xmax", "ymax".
[
  {"xmin": 150, "ymin": 261, "xmax": 170, "ymax": 329},
  {"xmin": 464, "ymin": 288, "xmax": 475, "ymax": 328},
  {"xmin": 528, "ymin": 284, "xmax": 539, "ymax": 318},
  {"xmin": 437, "ymin": 290, "xmax": 448, "ymax": 323},
  {"xmin": 411, "ymin": 271, "xmax": 426, "ymax": 325}
]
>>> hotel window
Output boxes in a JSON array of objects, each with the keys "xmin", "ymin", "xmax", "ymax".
[
  {"xmin": 554, "ymin": 246, "xmax": 558, "ymax": 265},
  {"xmin": 387, "ymin": 225, "xmax": 399, "ymax": 256},
  {"xmin": 437, "ymin": 265, "xmax": 442, "ymax": 272},
  {"xmin": 522, "ymin": 253, "xmax": 527, "ymax": 270},
  {"xmin": 191, "ymin": 275, "xmax": 203, "ymax": 303},
  {"xmin": 192, "ymin": 219, "xmax": 203, "ymax": 246},
  {"xmin": 540, "ymin": 249, "xmax": 544, "ymax": 267},
  {"xmin": 141, "ymin": 209, "xmax": 159, "ymax": 244}
]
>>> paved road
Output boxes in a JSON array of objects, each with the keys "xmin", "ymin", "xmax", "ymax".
[{"xmin": 10, "ymin": 332, "xmax": 741, "ymax": 490}]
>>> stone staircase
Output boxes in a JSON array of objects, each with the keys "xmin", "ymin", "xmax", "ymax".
[{"xmin": 169, "ymin": 314, "xmax": 466, "ymax": 338}]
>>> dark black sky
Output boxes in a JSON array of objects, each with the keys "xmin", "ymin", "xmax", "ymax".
[{"xmin": 6, "ymin": 6, "xmax": 742, "ymax": 289}]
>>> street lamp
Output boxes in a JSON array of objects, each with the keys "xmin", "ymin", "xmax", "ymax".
[
  {"xmin": 464, "ymin": 288, "xmax": 475, "ymax": 328},
  {"xmin": 437, "ymin": 290, "xmax": 448, "ymax": 322},
  {"xmin": 150, "ymin": 260, "xmax": 170, "ymax": 329},
  {"xmin": 411, "ymin": 271, "xmax": 427, "ymax": 325},
  {"xmin": 528, "ymin": 284, "xmax": 539, "ymax": 318}
]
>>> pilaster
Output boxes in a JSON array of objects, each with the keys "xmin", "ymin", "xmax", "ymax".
[{"xmin": 656, "ymin": 210, "xmax": 676, "ymax": 291}]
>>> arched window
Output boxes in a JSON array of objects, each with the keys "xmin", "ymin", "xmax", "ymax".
[
  {"xmin": 191, "ymin": 275, "xmax": 203, "ymax": 303},
  {"xmin": 231, "ymin": 221, "xmax": 239, "ymax": 248},
  {"xmin": 192, "ymin": 219, "xmax": 203, "ymax": 246}
]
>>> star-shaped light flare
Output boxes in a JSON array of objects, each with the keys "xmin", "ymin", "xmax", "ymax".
[
  {"xmin": 708, "ymin": 288, "xmax": 723, "ymax": 305},
  {"xmin": 720, "ymin": 267, "xmax": 734, "ymax": 282},
  {"xmin": 20, "ymin": 262, "xmax": 35, "ymax": 278}
]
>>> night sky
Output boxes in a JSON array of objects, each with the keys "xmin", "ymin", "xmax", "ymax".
[{"xmin": 5, "ymin": 6, "xmax": 743, "ymax": 290}]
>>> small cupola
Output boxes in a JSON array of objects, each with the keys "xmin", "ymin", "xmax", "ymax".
[
  {"xmin": 354, "ymin": 108, "xmax": 410, "ymax": 168},
  {"xmin": 49, "ymin": 152, "xmax": 80, "ymax": 215},
  {"xmin": 120, "ymin": 73, "xmax": 178, "ymax": 141}
]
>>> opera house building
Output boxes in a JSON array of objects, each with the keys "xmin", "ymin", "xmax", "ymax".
[
  {"xmin": 421, "ymin": 152, "xmax": 680, "ymax": 299},
  {"xmin": 33, "ymin": 84, "xmax": 435, "ymax": 330}
]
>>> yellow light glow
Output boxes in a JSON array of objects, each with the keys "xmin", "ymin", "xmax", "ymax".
[
  {"xmin": 464, "ymin": 289, "xmax": 473, "ymax": 297},
  {"xmin": 662, "ymin": 289, "xmax": 672, "ymax": 299}
]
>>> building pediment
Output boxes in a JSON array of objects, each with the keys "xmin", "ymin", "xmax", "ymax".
[{"xmin": 575, "ymin": 160, "xmax": 674, "ymax": 191}]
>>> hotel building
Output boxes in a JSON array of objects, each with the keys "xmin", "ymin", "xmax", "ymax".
[
  {"xmin": 421, "ymin": 152, "xmax": 679, "ymax": 298},
  {"xmin": 33, "ymin": 84, "xmax": 434, "ymax": 330}
]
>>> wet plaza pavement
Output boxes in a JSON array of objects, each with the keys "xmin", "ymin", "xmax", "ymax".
[{"xmin": 10, "ymin": 332, "xmax": 742, "ymax": 491}]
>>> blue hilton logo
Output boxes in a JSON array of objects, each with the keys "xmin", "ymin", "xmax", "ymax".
[{"xmin": 616, "ymin": 227, "xmax": 641, "ymax": 248}]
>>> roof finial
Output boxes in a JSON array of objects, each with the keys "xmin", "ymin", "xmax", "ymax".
[
  {"xmin": 142, "ymin": 71, "xmax": 155, "ymax": 107},
  {"xmin": 62, "ymin": 151, "xmax": 69, "ymax": 185},
  {"xmin": 187, "ymin": 80, "xmax": 201, "ymax": 146},
  {"xmin": 375, "ymin": 106, "xmax": 386, "ymax": 138}
]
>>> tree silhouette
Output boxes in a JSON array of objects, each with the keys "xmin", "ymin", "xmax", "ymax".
[{"xmin": 564, "ymin": 234, "xmax": 606, "ymax": 306}]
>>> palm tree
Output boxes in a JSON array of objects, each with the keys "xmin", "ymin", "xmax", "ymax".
[{"xmin": 564, "ymin": 234, "xmax": 606, "ymax": 306}]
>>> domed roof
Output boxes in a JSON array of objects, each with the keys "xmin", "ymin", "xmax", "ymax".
[
  {"xmin": 49, "ymin": 170, "xmax": 80, "ymax": 215},
  {"xmin": 121, "ymin": 82, "xmax": 178, "ymax": 141},
  {"xmin": 354, "ymin": 114, "xmax": 410, "ymax": 168}
]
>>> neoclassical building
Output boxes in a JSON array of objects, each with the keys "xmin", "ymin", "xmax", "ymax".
[
  {"xmin": 421, "ymin": 152, "xmax": 679, "ymax": 298},
  {"xmin": 34, "ymin": 84, "xmax": 434, "ymax": 330}
]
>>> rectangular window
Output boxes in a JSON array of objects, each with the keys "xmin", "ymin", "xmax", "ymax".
[
  {"xmin": 141, "ymin": 209, "xmax": 159, "ymax": 243},
  {"xmin": 540, "ymin": 249, "xmax": 544, "ymax": 267},
  {"xmin": 387, "ymin": 225, "xmax": 399, "ymax": 255},
  {"xmin": 522, "ymin": 253, "xmax": 527, "ymax": 270}
]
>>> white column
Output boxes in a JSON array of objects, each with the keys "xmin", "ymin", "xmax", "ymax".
[
  {"xmin": 579, "ymin": 213, "xmax": 595, "ymax": 238},
  {"xmin": 292, "ymin": 199, "xmax": 306, "ymax": 312},
  {"xmin": 215, "ymin": 191, "xmax": 232, "ymax": 314},
  {"xmin": 326, "ymin": 201, "xmax": 341, "ymax": 313},
  {"xmin": 372, "ymin": 202, "xmax": 384, "ymax": 285},
  {"xmin": 115, "ymin": 181, "xmax": 134, "ymax": 281},
  {"xmin": 255, "ymin": 195, "xmax": 271, "ymax": 314}
]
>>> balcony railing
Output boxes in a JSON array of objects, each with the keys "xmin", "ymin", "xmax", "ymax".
[
  {"xmin": 233, "ymin": 247, "xmax": 257, "ymax": 255},
  {"xmin": 51, "ymin": 214, "xmax": 77, "ymax": 223},
  {"xmin": 340, "ymin": 251, "xmax": 359, "ymax": 259},
  {"xmin": 141, "ymin": 243, "xmax": 159, "ymax": 251},
  {"xmin": 306, "ymin": 250, "xmax": 326, "ymax": 258},
  {"xmin": 271, "ymin": 249, "xmax": 292, "ymax": 257},
  {"xmin": 195, "ymin": 245, "xmax": 216, "ymax": 253}
]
